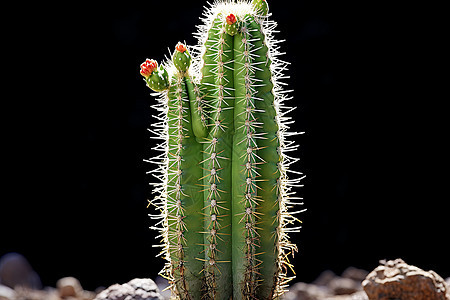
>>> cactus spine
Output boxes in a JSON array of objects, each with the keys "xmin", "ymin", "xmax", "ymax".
[{"xmin": 142, "ymin": 1, "xmax": 304, "ymax": 299}]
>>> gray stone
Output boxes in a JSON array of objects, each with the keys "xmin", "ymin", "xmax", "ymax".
[
  {"xmin": 154, "ymin": 276, "xmax": 170, "ymax": 300},
  {"xmin": 94, "ymin": 278, "xmax": 163, "ymax": 300},
  {"xmin": 341, "ymin": 267, "xmax": 369, "ymax": 282},
  {"xmin": 57, "ymin": 277, "xmax": 83, "ymax": 298},
  {"xmin": 323, "ymin": 291, "xmax": 369, "ymax": 300},
  {"xmin": 329, "ymin": 277, "xmax": 361, "ymax": 295},
  {"xmin": 283, "ymin": 281, "xmax": 331, "ymax": 300},
  {"xmin": 0, "ymin": 284, "xmax": 16, "ymax": 300},
  {"xmin": 313, "ymin": 270, "xmax": 337, "ymax": 287},
  {"xmin": 0, "ymin": 253, "xmax": 41, "ymax": 289}
]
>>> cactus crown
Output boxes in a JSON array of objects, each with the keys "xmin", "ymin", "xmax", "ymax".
[{"xmin": 141, "ymin": 1, "xmax": 304, "ymax": 299}]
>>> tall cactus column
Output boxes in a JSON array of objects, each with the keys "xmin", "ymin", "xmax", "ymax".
[
  {"xmin": 231, "ymin": 7, "xmax": 285, "ymax": 298},
  {"xmin": 142, "ymin": 45, "xmax": 205, "ymax": 299},
  {"xmin": 231, "ymin": 13, "xmax": 262, "ymax": 299},
  {"xmin": 141, "ymin": 0, "xmax": 303, "ymax": 299},
  {"xmin": 201, "ymin": 13, "xmax": 235, "ymax": 299},
  {"xmin": 237, "ymin": 15, "xmax": 282, "ymax": 299}
]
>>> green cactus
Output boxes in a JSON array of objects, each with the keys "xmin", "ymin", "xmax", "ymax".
[{"xmin": 141, "ymin": 1, "xmax": 304, "ymax": 299}]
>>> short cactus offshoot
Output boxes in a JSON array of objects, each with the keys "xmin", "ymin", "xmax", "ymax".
[{"xmin": 141, "ymin": 0, "xmax": 305, "ymax": 299}]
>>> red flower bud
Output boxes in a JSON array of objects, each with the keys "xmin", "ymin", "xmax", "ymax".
[
  {"xmin": 140, "ymin": 59, "xmax": 158, "ymax": 78},
  {"xmin": 176, "ymin": 42, "xmax": 187, "ymax": 53},
  {"xmin": 226, "ymin": 14, "xmax": 237, "ymax": 25}
]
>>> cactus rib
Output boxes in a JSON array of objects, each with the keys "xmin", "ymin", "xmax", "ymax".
[
  {"xmin": 232, "ymin": 13, "xmax": 264, "ymax": 300},
  {"xmin": 185, "ymin": 75, "xmax": 208, "ymax": 140},
  {"xmin": 165, "ymin": 72, "xmax": 204, "ymax": 300},
  {"xmin": 240, "ymin": 16, "xmax": 281, "ymax": 299},
  {"xmin": 200, "ymin": 14, "xmax": 235, "ymax": 300}
]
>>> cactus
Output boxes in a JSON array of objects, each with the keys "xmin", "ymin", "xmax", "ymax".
[{"xmin": 142, "ymin": 1, "xmax": 304, "ymax": 299}]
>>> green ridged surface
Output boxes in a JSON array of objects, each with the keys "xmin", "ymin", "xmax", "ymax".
[
  {"xmin": 202, "ymin": 15, "xmax": 235, "ymax": 300},
  {"xmin": 201, "ymin": 17, "xmax": 222, "ymax": 126},
  {"xmin": 252, "ymin": 0, "xmax": 269, "ymax": 16},
  {"xmin": 185, "ymin": 75, "xmax": 208, "ymax": 140},
  {"xmin": 232, "ymin": 16, "xmax": 258, "ymax": 300},
  {"xmin": 233, "ymin": 15, "xmax": 280, "ymax": 300},
  {"xmin": 246, "ymin": 18, "xmax": 281, "ymax": 300},
  {"xmin": 166, "ymin": 75, "xmax": 204, "ymax": 300}
]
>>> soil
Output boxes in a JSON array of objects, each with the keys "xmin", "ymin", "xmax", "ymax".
[{"xmin": 1, "ymin": 253, "xmax": 449, "ymax": 300}]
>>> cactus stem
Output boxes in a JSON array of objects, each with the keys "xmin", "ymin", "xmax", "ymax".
[{"xmin": 144, "ymin": 2, "xmax": 303, "ymax": 299}]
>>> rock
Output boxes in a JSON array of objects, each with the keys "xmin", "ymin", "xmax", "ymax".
[
  {"xmin": 13, "ymin": 286, "xmax": 95, "ymax": 300},
  {"xmin": 313, "ymin": 270, "xmax": 337, "ymax": 287},
  {"xmin": 323, "ymin": 291, "xmax": 369, "ymax": 300},
  {"xmin": 283, "ymin": 281, "xmax": 331, "ymax": 300},
  {"xmin": 362, "ymin": 258, "xmax": 450, "ymax": 300},
  {"xmin": 57, "ymin": 277, "xmax": 83, "ymax": 298},
  {"xmin": 341, "ymin": 267, "xmax": 369, "ymax": 282},
  {"xmin": 14, "ymin": 286, "xmax": 61, "ymax": 300},
  {"xmin": 0, "ymin": 253, "xmax": 41, "ymax": 289},
  {"xmin": 154, "ymin": 276, "xmax": 171, "ymax": 300},
  {"xmin": 328, "ymin": 277, "xmax": 360, "ymax": 295},
  {"xmin": 0, "ymin": 284, "xmax": 16, "ymax": 300},
  {"xmin": 94, "ymin": 278, "xmax": 163, "ymax": 300},
  {"xmin": 349, "ymin": 291, "xmax": 370, "ymax": 300},
  {"xmin": 283, "ymin": 266, "xmax": 370, "ymax": 300}
]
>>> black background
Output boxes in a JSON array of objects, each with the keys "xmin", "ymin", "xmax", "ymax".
[{"xmin": 1, "ymin": 0, "xmax": 448, "ymax": 292}]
